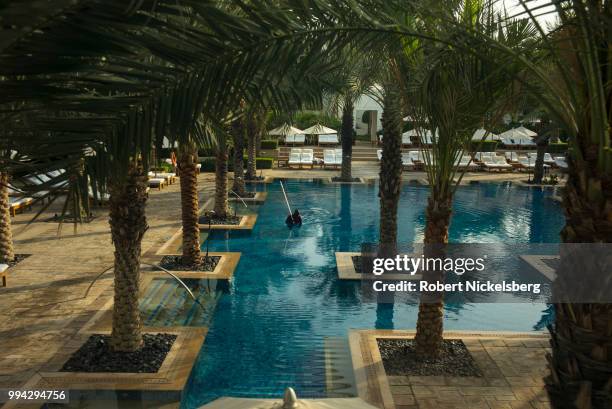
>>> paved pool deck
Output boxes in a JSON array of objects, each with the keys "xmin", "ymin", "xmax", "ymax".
[{"xmin": 0, "ymin": 165, "xmax": 557, "ymax": 403}]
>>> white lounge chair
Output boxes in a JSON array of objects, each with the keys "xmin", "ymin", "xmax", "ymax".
[
  {"xmin": 0, "ymin": 263, "xmax": 7, "ymax": 287},
  {"xmin": 527, "ymin": 152, "xmax": 552, "ymax": 168},
  {"xmin": 544, "ymin": 153, "xmax": 555, "ymax": 165},
  {"xmin": 482, "ymin": 155, "xmax": 512, "ymax": 171},
  {"xmin": 288, "ymin": 148, "xmax": 302, "ymax": 168},
  {"xmin": 505, "ymin": 152, "xmax": 519, "ymax": 164},
  {"xmin": 300, "ymin": 149, "xmax": 314, "ymax": 169},
  {"xmin": 554, "ymin": 156, "xmax": 568, "ymax": 171},
  {"xmin": 473, "ymin": 152, "xmax": 495, "ymax": 163},
  {"xmin": 517, "ymin": 156, "xmax": 535, "ymax": 170},
  {"xmin": 401, "ymin": 134, "xmax": 411, "ymax": 146},
  {"xmin": 9, "ymin": 196, "xmax": 33, "ymax": 216},
  {"xmin": 318, "ymin": 134, "xmax": 339, "ymax": 145},
  {"xmin": 376, "ymin": 149, "xmax": 382, "ymax": 161},
  {"xmin": 455, "ymin": 155, "xmax": 477, "ymax": 170},
  {"xmin": 401, "ymin": 152, "xmax": 414, "ymax": 169},
  {"xmin": 148, "ymin": 178, "xmax": 167, "ymax": 190},
  {"xmin": 323, "ymin": 149, "xmax": 336, "ymax": 169},
  {"xmin": 333, "ymin": 149, "xmax": 343, "ymax": 166},
  {"xmin": 148, "ymin": 171, "xmax": 177, "ymax": 185}
]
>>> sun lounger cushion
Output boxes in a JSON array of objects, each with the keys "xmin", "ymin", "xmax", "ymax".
[
  {"xmin": 318, "ymin": 134, "xmax": 338, "ymax": 144},
  {"xmin": 377, "ymin": 150, "xmax": 382, "ymax": 161},
  {"xmin": 323, "ymin": 149, "xmax": 335, "ymax": 165},
  {"xmin": 0, "ymin": 264, "xmax": 7, "ymax": 273},
  {"xmin": 300, "ymin": 149, "xmax": 314, "ymax": 165}
]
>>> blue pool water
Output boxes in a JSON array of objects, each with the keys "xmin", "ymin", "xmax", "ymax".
[{"xmin": 181, "ymin": 180, "xmax": 564, "ymax": 407}]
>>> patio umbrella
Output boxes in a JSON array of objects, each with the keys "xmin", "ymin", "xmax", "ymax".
[
  {"xmin": 302, "ymin": 124, "xmax": 337, "ymax": 135},
  {"xmin": 268, "ymin": 123, "xmax": 305, "ymax": 137},
  {"xmin": 199, "ymin": 388, "xmax": 379, "ymax": 409},
  {"xmin": 516, "ymin": 125, "xmax": 537, "ymax": 137},
  {"xmin": 471, "ymin": 128, "xmax": 499, "ymax": 141}
]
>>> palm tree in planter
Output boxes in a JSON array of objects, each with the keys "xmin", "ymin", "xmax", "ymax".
[
  {"xmin": 0, "ymin": 163, "xmax": 15, "ymax": 264},
  {"xmin": 401, "ymin": 3, "xmax": 534, "ymax": 357},
  {"xmin": 245, "ymin": 107, "xmax": 267, "ymax": 181},
  {"xmin": 378, "ymin": 77, "xmax": 404, "ymax": 258},
  {"xmin": 231, "ymin": 111, "xmax": 248, "ymax": 197}
]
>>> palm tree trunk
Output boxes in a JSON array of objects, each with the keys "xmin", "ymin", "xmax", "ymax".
[
  {"xmin": 414, "ymin": 196, "xmax": 452, "ymax": 358},
  {"xmin": 246, "ymin": 114, "xmax": 257, "ymax": 180},
  {"xmin": 178, "ymin": 144, "xmax": 201, "ymax": 265},
  {"xmin": 546, "ymin": 161, "xmax": 612, "ymax": 409},
  {"xmin": 214, "ymin": 137, "xmax": 229, "ymax": 217},
  {"xmin": 378, "ymin": 85, "xmax": 402, "ymax": 257},
  {"xmin": 231, "ymin": 119, "xmax": 246, "ymax": 196},
  {"xmin": 340, "ymin": 100, "xmax": 354, "ymax": 181},
  {"xmin": 108, "ymin": 163, "xmax": 148, "ymax": 352},
  {"xmin": 533, "ymin": 142, "xmax": 547, "ymax": 184},
  {"xmin": 0, "ymin": 171, "xmax": 15, "ymax": 263}
]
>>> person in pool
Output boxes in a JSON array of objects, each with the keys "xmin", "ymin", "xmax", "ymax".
[{"xmin": 285, "ymin": 209, "xmax": 302, "ymax": 227}]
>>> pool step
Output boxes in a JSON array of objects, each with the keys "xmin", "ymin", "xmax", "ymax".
[
  {"xmin": 140, "ymin": 277, "xmax": 221, "ymax": 327},
  {"xmin": 324, "ymin": 337, "xmax": 357, "ymax": 398}
]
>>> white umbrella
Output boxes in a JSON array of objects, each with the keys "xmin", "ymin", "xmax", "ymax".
[
  {"xmin": 302, "ymin": 124, "xmax": 337, "ymax": 135},
  {"xmin": 498, "ymin": 128, "xmax": 536, "ymax": 146},
  {"xmin": 471, "ymin": 128, "xmax": 499, "ymax": 141},
  {"xmin": 200, "ymin": 388, "xmax": 379, "ymax": 409},
  {"xmin": 268, "ymin": 123, "xmax": 305, "ymax": 137},
  {"xmin": 516, "ymin": 125, "xmax": 537, "ymax": 137}
]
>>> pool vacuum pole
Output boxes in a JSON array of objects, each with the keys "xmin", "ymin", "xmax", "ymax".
[{"xmin": 279, "ymin": 180, "xmax": 292, "ymax": 214}]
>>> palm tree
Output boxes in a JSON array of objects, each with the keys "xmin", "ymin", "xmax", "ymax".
[
  {"xmin": 402, "ymin": 2, "xmax": 534, "ymax": 357},
  {"xmin": 0, "ymin": 170, "xmax": 15, "ymax": 263},
  {"xmin": 378, "ymin": 78, "xmax": 403, "ymax": 257},
  {"xmin": 245, "ymin": 108, "xmax": 263, "ymax": 180},
  {"xmin": 231, "ymin": 115, "xmax": 247, "ymax": 197},
  {"xmin": 339, "ymin": 99, "xmax": 355, "ymax": 180},
  {"xmin": 177, "ymin": 139, "xmax": 203, "ymax": 266}
]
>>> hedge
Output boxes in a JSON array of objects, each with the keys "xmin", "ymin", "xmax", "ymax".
[
  {"xmin": 260, "ymin": 140, "xmax": 278, "ymax": 150},
  {"xmin": 199, "ymin": 156, "xmax": 274, "ymax": 172},
  {"xmin": 547, "ymin": 142, "xmax": 569, "ymax": 154},
  {"xmin": 470, "ymin": 140, "xmax": 498, "ymax": 152}
]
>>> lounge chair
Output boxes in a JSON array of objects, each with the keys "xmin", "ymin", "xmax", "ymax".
[
  {"xmin": 401, "ymin": 152, "xmax": 414, "ymax": 170},
  {"xmin": 554, "ymin": 156, "xmax": 568, "ymax": 171},
  {"xmin": 0, "ymin": 263, "xmax": 7, "ymax": 287},
  {"xmin": 288, "ymin": 148, "xmax": 302, "ymax": 168},
  {"xmin": 482, "ymin": 155, "xmax": 512, "ymax": 171},
  {"xmin": 473, "ymin": 152, "xmax": 495, "ymax": 164},
  {"xmin": 286, "ymin": 135, "xmax": 305, "ymax": 145},
  {"xmin": 455, "ymin": 155, "xmax": 477, "ymax": 170},
  {"xmin": 401, "ymin": 133, "xmax": 411, "ymax": 146},
  {"xmin": 318, "ymin": 134, "xmax": 339, "ymax": 145},
  {"xmin": 333, "ymin": 149, "xmax": 343, "ymax": 167},
  {"xmin": 517, "ymin": 156, "xmax": 535, "ymax": 170},
  {"xmin": 407, "ymin": 151, "xmax": 422, "ymax": 169},
  {"xmin": 148, "ymin": 171, "xmax": 177, "ymax": 185},
  {"xmin": 505, "ymin": 152, "xmax": 519, "ymax": 164},
  {"xmin": 377, "ymin": 149, "xmax": 382, "ymax": 161},
  {"xmin": 527, "ymin": 153, "xmax": 552, "ymax": 169},
  {"xmin": 544, "ymin": 153, "xmax": 555, "ymax": 166},
  {"xmin": 323, "ymin": 149, "xmax": 336, "ymax": 169},
  {"xmin": 148, "ymin": 178, "xmax": 167, "ymax": 190},
  {"xmin": 300, "ymin": 149, "xmax": 314, "ymax": 169},
  {"xmin": 9, "ymin": 196, "xmax": 33, "ymax": 216}
]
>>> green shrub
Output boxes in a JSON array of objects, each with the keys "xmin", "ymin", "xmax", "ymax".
[
  {"xmin": 547, "ymin": 142, "xmax": 568, "ymax": 154},
  {"xmin": 470, "ymin": 140, "xmax": 498, "ymax": 152},
  {"xmin": 199, "ymin": 157, "xmax": 216, "ymax": 172},
  {"xmin": 255, "ymin": 157, "xmax": 274, "ymax": 169},
  {"xmin": 260, "ymin": 140, "xmax": 278, "ymax": 150},
  {"xmin": 201, "ymin": 156, "xmax": 275, "ymax": 172}
]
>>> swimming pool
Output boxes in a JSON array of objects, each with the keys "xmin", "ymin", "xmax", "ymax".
[{"xmin": 180, "ymin": 180, "xmax": 564, "ymax": 407}]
